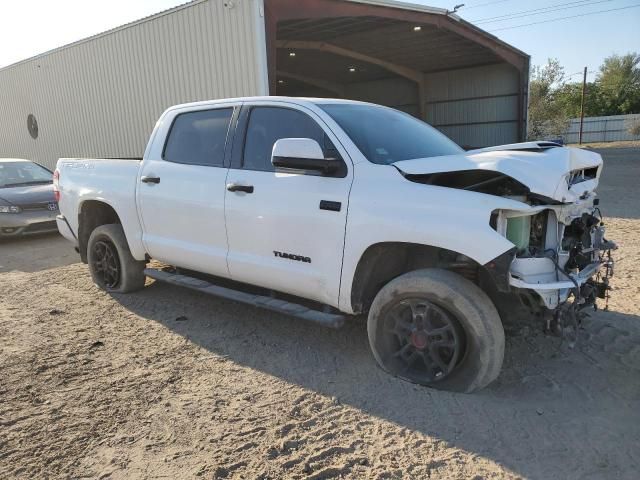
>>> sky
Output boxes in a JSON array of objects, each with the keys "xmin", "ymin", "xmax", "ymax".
[{"xmin": 0, "ymin": 0, "xmax": 638, "ymax": 83}]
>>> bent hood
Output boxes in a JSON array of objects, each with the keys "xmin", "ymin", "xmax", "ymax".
[{"xmin": 393, "ymin": 143, "xmax": 602, "ymax": 203}]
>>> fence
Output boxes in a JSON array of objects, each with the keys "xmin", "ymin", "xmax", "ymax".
[{"xmin": 561, "ymin": 113, "xmax": 640, "ymax": 144}]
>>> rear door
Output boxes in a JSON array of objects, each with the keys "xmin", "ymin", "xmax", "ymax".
[
  {"xmin": 224, "ymin": 102, "xmax": 353, "ymax": 307},
  {"xmin": 137, "ymin": 103, "xmax": 237, "ymax": 276}
]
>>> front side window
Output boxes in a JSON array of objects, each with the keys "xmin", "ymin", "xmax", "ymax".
[
  {"xmin": 163, "ymin": 108, "xmax": 233, "ymax": 166},
  {"xmin": 242, "ymin": 107, "xmax": 329, "ymax": 172},
  {"xmin": 319, "ymin": 103, "xmax": 463, "ymax": 165},
  {"xmin": 0, "ymin": 161, "xmax": 52, "ymax": 188}
]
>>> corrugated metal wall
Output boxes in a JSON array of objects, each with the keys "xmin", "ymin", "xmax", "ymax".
[
  {"xmin": 424, "ymin": 63, "xmax": 520, "ymax": 148},
  {"xmin": 344, "ymin": 63, "xmax": 520, "ymax": 148},
  {"xmin": 345, "ymin": 77, "xmax": 418, "ymax": 115},
  {"xmin": 563, "ymin": 113, "xmax": 640, "ymax": 144},
  {"xmin": 0, "ymin": 0, "xmax": 268, "ymax": 170}
]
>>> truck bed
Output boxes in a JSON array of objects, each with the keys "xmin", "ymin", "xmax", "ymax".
[{"xmin": 55, "ymin": 158, "xmax": 146, "ymax": 259}]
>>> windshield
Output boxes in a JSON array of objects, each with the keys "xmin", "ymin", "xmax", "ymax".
[
  {"xmin": 0, "ymin": 161, "xmax": 52, "ymax": 188},
  {"xmin": 319, "ymin": 104, "xmax": 463, "ymax": 165}
]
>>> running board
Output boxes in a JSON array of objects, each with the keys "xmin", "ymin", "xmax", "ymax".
[{"xmin": 144, "ymin": 268, "xmax": 346, "ymax": 329}]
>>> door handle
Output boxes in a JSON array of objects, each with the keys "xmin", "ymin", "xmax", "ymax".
[
  {"xmin": 141, "ymin": 175, "xmax": 161, "ymax": 184},
  {"xmin": 227, "ymin": 183, "xmax": 254, "ymax": 194}
]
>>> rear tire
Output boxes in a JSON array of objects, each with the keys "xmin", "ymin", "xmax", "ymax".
[
  {"xmin": 367, "ymin": 268, "xmax": 504, "ymax": 393},
  {"xmin": 87, "ymin": 224, "xmax": 146, "ymax": 293}
]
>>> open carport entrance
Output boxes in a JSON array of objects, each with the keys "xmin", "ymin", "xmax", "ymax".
[{"xmin": 264, "ymin": 0, "xmax": 530, "ymax": 148}]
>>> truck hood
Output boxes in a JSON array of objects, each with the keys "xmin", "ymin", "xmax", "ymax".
[
  {"xmin": 0, "ymin": 183, "xmax": 55, "ymax": 206},
  {"xmin": 393, "ymin": 143, "xmax": 602, "ymax": 203}
]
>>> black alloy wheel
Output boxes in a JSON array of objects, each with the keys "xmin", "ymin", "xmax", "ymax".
[
  {"xmin": 381, "ymin": 298, "xmax": 465, "ymax": 383},
  {"xmin": 91, "ymin": 239, "xmax": 121, "ymax": 289}
]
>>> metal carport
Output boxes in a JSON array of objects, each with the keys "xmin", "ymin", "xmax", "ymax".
[{"xmin": 265, "ymin": 0, "xmax": 530, "ymax": 148}]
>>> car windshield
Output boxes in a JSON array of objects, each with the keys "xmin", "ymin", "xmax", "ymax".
[
  {"xmin": 318, "ymin": 103, "xmax": 463, "ymax": 165},
  {"xmin": 0, "ymin": 161, "xmax": 52, "ymax": 188}
]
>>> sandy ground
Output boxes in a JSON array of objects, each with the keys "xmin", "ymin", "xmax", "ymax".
[
  {"xmin": 1, "ymin": 148, "xmax": 639, "ymax": 480},
  {"xmin": 0, "ymin": 233, "xmax": 78, "ymax": 273}
]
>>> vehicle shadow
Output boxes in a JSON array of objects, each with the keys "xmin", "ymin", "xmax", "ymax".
[{"xmin": 113, "ymin": 281, "xmax": 640, "ymax": 480}]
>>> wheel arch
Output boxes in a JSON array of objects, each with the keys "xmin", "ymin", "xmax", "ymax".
[
  {"xmin": 349, "ymin": 241, "xmax": 509, "ymax": 315},
  {"xmin": 77, "ymin": 200, "xmax": 122, "ymax": 263}
]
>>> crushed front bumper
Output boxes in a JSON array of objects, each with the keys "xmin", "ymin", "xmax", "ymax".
[{"xmin": 509, "ymin": 255, "xmax": 614, "ymax": 309}]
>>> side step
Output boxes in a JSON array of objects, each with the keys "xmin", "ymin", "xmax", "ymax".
[{"xmin": 144, "ymin": 268, "xmax": 346, "ymax": 329}]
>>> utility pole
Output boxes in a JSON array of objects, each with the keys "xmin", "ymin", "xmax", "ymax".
[{"xmin": 579, "ymin": 66, "xmax": 587, "ymax": 145}]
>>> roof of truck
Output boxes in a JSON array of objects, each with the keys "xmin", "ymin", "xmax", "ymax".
[{"xmin": 164, "ymin": 96, "xmax": 374, "ymax": 112}]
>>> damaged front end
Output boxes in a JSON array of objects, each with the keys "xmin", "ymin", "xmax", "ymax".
[
  {"xmin": 494, "ymin": 203, "xmax": 616, "ymax": 341},
  {"xmin": 394, "ymin": 142, "xmax": 617, "ymax": 342},
  {"xmin": 478, "ymin": 146, "xmax": 616, "ymax": 342}
]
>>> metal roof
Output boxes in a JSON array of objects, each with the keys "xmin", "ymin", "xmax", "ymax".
[
  {"xmin": 272, "ymin": 0, "xmax": 529, "ymax": 58},
  {"xmin": 277, "ymin": 16, "xmax": 505, "ymax": 78},
  {"xmin": 346, "ymin": 0, "xmax": 528, "ymax": 58},
  {"xmin": 345, "ymin": 0, "xmax": 454, "ymax": 17}
]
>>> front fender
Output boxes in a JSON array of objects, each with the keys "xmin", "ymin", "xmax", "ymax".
[{"xmin": 338, "ymin": 164, "xmax": 530, "ymax": 313}]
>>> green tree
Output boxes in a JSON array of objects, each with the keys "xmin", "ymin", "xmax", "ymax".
[
  {"xmin": 527, "ymin": 59, "xmax": 570, "ymax": 140},
  {"xmin": 528, "ymin": 53, "xmax": 640, "ymax": 139},
  {"xmin": 596, "ymin": 52, "xmax": 640, "ymax": 115},
  {"xmin": 555, "ymin": 81, "xmax": 605, "ymax": 118}
]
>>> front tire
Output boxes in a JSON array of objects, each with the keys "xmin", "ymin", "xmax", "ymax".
[
  {"xmin": 367, "ymin": 269, "xmax": 504, "ymax": 393},
  {"xmin": 87, "ymin": 224, "xmax": 146, "ymax": 293}
]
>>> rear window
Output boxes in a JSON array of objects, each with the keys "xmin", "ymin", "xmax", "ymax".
[{"xmin": 163, "ymin": 108, "xmax": 234, "ymax": 167}]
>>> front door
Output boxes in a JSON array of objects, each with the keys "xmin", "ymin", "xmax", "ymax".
[
  {"xmin": 224, "ymin": 103, "xmax": 353, "ymax": 307},
  {"xmin": 137, "ymin": 105, "xmax": 236, "ymax": 276}
]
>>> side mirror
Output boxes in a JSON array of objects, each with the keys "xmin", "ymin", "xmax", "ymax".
[{"xmin": 272, "ymin": 138, "xmax": 341, "ymax": 175}]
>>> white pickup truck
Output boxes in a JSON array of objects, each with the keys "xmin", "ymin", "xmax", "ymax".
[{"xmin": 55, "ymin": 97, "xmax": 615, "ymax": 392}]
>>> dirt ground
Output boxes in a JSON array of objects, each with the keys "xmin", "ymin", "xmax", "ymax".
[
  {"xmin": 1, "ymin": 148, "xmax": 639, "ymax": 480},
  {"xmin": 0, "ymin": 233, "xmax": 78, "ymax": 273}
]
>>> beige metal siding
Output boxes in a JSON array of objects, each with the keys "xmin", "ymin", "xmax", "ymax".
[
  {"xmin": 0, "ymin": 0, "xmax": 267, "ymax": 170},
  {"xmin": 345, "ymin": 77, "xmax": 418, "ymax": 115},
  {"xmin": 424, "ymin": 63, "xmax": 521, "ymax": 148},
  {"xmin": 342, "ymin": 63, "xmax": 520, "ymax": 148}
]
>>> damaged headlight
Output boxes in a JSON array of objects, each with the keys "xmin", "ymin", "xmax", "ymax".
[
  {"xmin": 505, "ymin": 215, "xmax": 531, "ymax": 251},
  {"xmin": 492, "ymin": 209, "xmax": 550, "ymax": 255}
]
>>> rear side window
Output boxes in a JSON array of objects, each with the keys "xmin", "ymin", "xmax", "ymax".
[
  {"xmin": 242, "ymin": 107, "xmax": 328, "ymax": 172},
  {"xmin": 163, "ymin": 108, "xmax": 233, "ymax": 167}
]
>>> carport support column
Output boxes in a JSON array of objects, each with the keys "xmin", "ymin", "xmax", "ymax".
[{"xmin": 418, "ymin": 75, "xmax": 428, "ymax": 122}]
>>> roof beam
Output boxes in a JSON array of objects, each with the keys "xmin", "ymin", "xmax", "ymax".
[
  {"xmin": 276, "ymin": 70, "xmax": 346, "ymax": 96},
  {"xmin": 276, "ymin": 39, "xmax": 427, "ymax": 119},
  {"xmin": 275, "ymin": 40, "xmax": 423, "ymax": 84}
]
